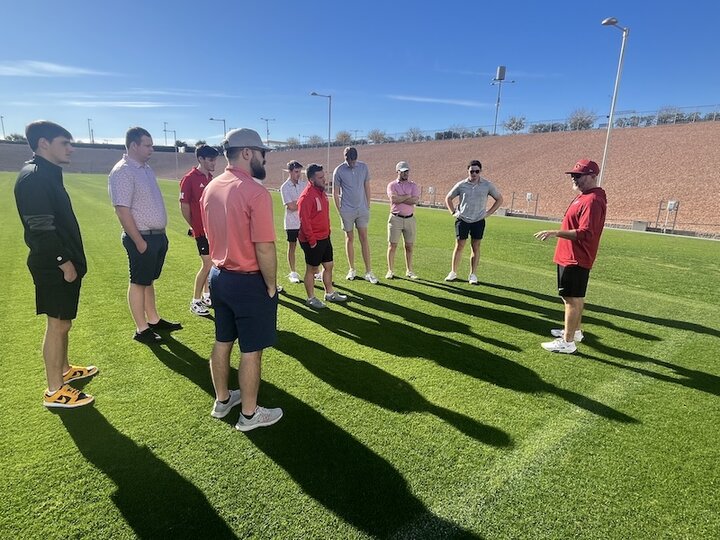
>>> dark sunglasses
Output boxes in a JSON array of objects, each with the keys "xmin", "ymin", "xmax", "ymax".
[
  {"xmin": 570, "ymin": 173, "xmax": 584, "ymax": 179},
  {"xmin": 469, "ymin": 169, "xmax": 481, "ymax": 174}
]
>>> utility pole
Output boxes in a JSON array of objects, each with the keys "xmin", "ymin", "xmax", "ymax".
[
  {"xmin": 1, "ymin": 115, "xmax": 6, "ymax": 139},
  {"xmin": 491, "ymin": 65, "xmax": 515, "ymax": 135},
  {"xmin": 87, "ymin": 118, "xmax": 94, "ymax": 144},
  {"xmin": 163, "ymin": 121, "xmax": 168, "ymax": 146},
  {"xmin": 260, "ymin": 117, "xmax": 275, "ymax": 145}
]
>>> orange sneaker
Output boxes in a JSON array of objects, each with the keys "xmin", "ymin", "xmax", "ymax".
[
  {"xmin": 44, "ymin": 385, "xmax": 95, "ymax": 409},
  {"xmin": 62, "ymin": 365, "xmax": 98, "ymax": 384}
]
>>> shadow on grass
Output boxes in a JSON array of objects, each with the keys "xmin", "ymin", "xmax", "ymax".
[
  {"xmin": 247, "ymin": 381, "xmax": 480, "ymax": 539},
  {"xmin": 275, "ymin": 330, "xmax": 512, "ymax": 447},
  {"xmin": 58, "ymin": 407, "xmax": 236, "ymax": 539},
  {"xmin": 414, "ymin": 280, "xmax": 662, "ymax": 342},
  {"xmin": 279, "ymin": 298, "xmax": 637, "ymax": 424}
]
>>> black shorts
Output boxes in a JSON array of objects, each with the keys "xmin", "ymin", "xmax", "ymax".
[
  {"xmin": 195, "ymin": 235, "xmax": 209, "ymax": 256},
  {"xmin": 455, "ymin": 218, "xmax": 486, "ymax": 240},
  {"xmin": 209, "ymin": 267, "xmax": 277, "ymax": 353},
  {"xmin": 300, "ymin": 237, "xmax": 333, "ymax": 267},
  {"xmin": 122, "ymin": 232, "xmax": 169, "ymax": 286},
  {"xmin": 286, "ymin": 229, "xmax": 300, "ymax": 243},
  {"xmin": 557, "ymin": 264, "xmax": 591, "ymax": 298},
  {"xmin": 31, "ymin": 268, "xmax": 82, "ymax": 320}
]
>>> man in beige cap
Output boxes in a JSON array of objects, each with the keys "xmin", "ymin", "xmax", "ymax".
[{"xmin": 385, "ymin": 161, "xmax": 420, "ymax": 279}]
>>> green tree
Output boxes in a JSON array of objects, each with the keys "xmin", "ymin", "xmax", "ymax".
[{"xmin": 567, "ymin": 108, "xmax": 596, "ymax": 130}]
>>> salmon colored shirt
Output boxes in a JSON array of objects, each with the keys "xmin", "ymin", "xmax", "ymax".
[{"xmin": 200, "ymin": 167, "xmax": 275, "ymax": 272}]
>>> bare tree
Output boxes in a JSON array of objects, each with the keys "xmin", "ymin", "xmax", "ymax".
[
  {"xmin": 285, "ymin": 136, "xmax": 300, "ymax": 148},
  {"xmin": 367, "ymin": 129, "xmax": 387, "ymax": 144},
  {"xmin": 567, "ymin": 108, "xmax": 597, "ymax": 131},
  {"xmin": 406, "ymin": 127, "xmax": 424, "ymax": 142},
  {"xmin": 503, "ymin": 116, "xmax": 526, "ymax": 134},
  {"xmin": 449, "ymin": 124, "xmax": 471, "ymax": 138},
  {"xmin": 335, "ymin": 130, "xmax": 352, "ymax": 145},
  {"xmin": 307, "ymin": 135, "xmax": 325, "ymax": 146}
]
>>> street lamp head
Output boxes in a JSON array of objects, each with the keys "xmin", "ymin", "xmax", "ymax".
[
  {"xmin": 602, "ymin": 17, "xmax": 618, "ymax": 26},
  {"xmin": 310, "ymin": 92, "xmax": 318, "ymax": 96}
]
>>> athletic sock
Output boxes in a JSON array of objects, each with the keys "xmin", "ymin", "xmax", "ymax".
[
  {"xmin": 219, "ymin": 396, "xmax": 230, "ymax": 404},
  {"xmin": 242, "ymin": 412, "xmax": 255, "ymax": 420}
]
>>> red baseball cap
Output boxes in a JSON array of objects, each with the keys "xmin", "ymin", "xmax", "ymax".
[{"xmin": 566, "ymin": 159, "xmax": 600, "ymax": 176}]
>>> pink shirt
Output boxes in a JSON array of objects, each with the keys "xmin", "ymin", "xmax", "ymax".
[
  {"xmin": 108, "ymin": 154, "xmax": 167, "ymax": 230},
  {"xmin": 200, "ymin": 167, "xmax": 276, "ymax": 272},
  {"xmin": 387, "ymin": 179, "xmax": 420, "ymax": 216}
]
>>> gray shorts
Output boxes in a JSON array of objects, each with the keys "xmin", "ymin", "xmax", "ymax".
[{"xmin": 340, "ymin": 207, "xmax": 370, "ymax": 231}]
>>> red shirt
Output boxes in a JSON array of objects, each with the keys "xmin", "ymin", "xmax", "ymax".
[
  {"xmin": 179, "ymin": 167, "xmax": 212, "ymax": 237},
  {"xmin": 554, "ymin": 187, "xmax": 607, "ymax": 269},
  {"xmin": 200, "ymin": 167, "xmax": 275, "ymax": 272},
  {"xmin": 297, "ymin": 183, "xmax": 330, "ymax": 245}
]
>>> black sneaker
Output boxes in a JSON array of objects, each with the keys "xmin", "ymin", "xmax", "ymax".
[
  {"xmin": 148, "ymin": 319, "xmax": 183, "ymax": 331},
  {"xmin": 134, "ymin": 328, "xmax": 163, "ymax": 343}
]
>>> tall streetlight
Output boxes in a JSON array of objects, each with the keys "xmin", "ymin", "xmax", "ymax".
[
  {"xmin": 87, "ymin": 118, "xmax": 94, "ymax": 144},
  {"xmin": 163, "ymin": 121, "xmax": 168, "ymax": 146},
  {"xmin": 260, "ymin": 117, "xmax": 275, "ymax": 145},
  {"xmin": 599, "ymin": 17, "xmax": 630, "ymax": 187},
  {"xmin": 209, "ymin": 117, "xmax": 227, "ymax": 139},
  {"xmin": 0, "ymin": 115, "xmax": 6, "ymax": 139},
  {"xmin": 310, "ymin": 92, "xmax": 332, "ymax": 178},
  {"xmin": 163, "ymin": 125, "xmax": 180, "ymax": 179},
  {"xmin": 491, "ymin": 65, "xmax": 515, "ymax": 135}
]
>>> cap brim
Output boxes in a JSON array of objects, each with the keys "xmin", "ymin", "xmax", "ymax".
[{"xmin": 397, "ymin": 168, "xmax": 410, "ymax": 172}]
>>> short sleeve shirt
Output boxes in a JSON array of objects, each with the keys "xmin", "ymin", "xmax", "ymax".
[
  {"xmin": 333, "ymin": 161, "xmax": 370, "ymax": 210},
  {"xmin": 446, "ymin": 177, "xmax": 500, "ymax": 223},
  {"xmin": 280, "ymin": 177, "xmax": 308, "ymax": 230},
  {"xmin": 387, "ymin": 179, "xmax": 421, "ymax": 216},
  {"xmin": 179, "ymin": 167, "xmax": 212, "ymax": 237},
  {"xmin": 200, "ymin": 167, "xmax": 276, "ymax": 272},
  {"xmin": 108, "ymin": 155, "xmax": 167, "ymax": 230}
]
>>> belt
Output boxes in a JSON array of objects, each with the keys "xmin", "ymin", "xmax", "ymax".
[
  {"xmin": 138, "ymin": 229, "xmax": 166, "ymax": 235},
  {"xmin": 392, "ymin": 213, "xmax": 414, "ymax": 218},
  {"xmin": 218, "ymin": 268, "xmax": 260, "ymax": 275}
]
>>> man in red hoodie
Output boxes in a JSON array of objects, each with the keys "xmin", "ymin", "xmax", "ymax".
[
  {"xmin": 297, "ymin": 164, "xmax": 347, "ymax": 309},
  {"xmin": 534, "ymin": 159, "xmax": 607, "ymax": 354}
]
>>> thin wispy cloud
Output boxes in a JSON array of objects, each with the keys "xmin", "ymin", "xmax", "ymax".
[
  {"xmin": 62, "ymin": 100, "xmax": 194, "ymax": 109},
  {"xmin": 0, "ymin": 60, "xmax": 115, "ymax": 77},
  {"xmin": 387, "ymin": 95, "xmax": 491, "ymax": 108}
]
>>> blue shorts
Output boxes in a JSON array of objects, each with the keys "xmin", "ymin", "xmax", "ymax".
[
  {"xmin": 209, "ymin": 267, "xmax": 278, "ymax": 352},
  {"xmin": 455, "ymin": 218, "xmax": 486, "ymax": 240},
  {"xmin": 122, "ymin": 232, "xmax": 168, "ymax": 286}
]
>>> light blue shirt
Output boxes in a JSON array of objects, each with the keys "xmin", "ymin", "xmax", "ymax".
[{"xmin": 333, "ymin": 161, "xmax": 370, "ymax": 210}]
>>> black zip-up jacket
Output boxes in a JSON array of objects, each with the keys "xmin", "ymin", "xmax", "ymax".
[{"xmin": 14, "ymin": 155, "xmax": 87, "ymax": 277}]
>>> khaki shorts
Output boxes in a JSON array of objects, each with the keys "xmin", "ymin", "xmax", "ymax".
[{"xmin": 388, "ymin": 214, "xmax": 417, "ymax": 244}]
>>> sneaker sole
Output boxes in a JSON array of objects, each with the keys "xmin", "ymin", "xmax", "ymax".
[
  {"xmin": 541, "ymin": 346, "xmax": 577, "ymax": 354},
  {"xmin": 44, "ymin": 397, "xmax": 95, "ymax": 408},
  {"xmin": 235, "ymin": 411, "xmax": 283, "ymax": 432}
]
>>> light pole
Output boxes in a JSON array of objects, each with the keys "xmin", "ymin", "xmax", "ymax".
[
  {"xmin": 163, "ymin": 124, "xmax": 179, "ymax": 179},
  {"xmin": 260, "ymin": 117, "xmax": 275, "ymax": 145},
  {"xmin": 163, "ymin": 121, "xmax": 168, "ymax": 146},
  {"xmin": 209, "ymin": 117, "xmax": 227, "ymax": 139},
  {"xmin": 0, "ymin": 115, "xmax": 5, "ymax": 139},
  {"xmin": 598, "ymin": 17, "xmax": 630, "ymax": 187},
  {"xmin": 491, "ymin": 65, "xmax": 515, "ymax": 135},
  {"xmin": 87, "ymin": 118, "xmax": 94, "ymax": 144},
  {"xmin": 310, "ymin": 92, "xmax": 332, "ymax": 181}
]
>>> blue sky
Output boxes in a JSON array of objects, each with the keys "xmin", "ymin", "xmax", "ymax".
[{"xmin": 1, "ymin": 0, "xmax": 718, "ymax": 145}]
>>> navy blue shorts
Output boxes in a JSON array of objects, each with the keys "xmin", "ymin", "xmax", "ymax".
[
  {"xmin": 557, "ymin": 264, "xmax": 590, "ymax": 298},
  {"xmin": 209, "ymin": 267, "xmax": 278, "ymax": 352},
  {"xmin": 455, "ymin": 218, "xmax": 486, "ymax": 240},
  {"xmin": 300, "ymin": 237, "xmax": 333, "ymax": 267},
  {"xmin": 122, "ymin": 233, "xmax": 168, "ymax": 286}
]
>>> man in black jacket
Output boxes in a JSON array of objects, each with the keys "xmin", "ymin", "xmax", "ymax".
[{"xmin": 15, "ymin": 120, "xmax": 98, "ymax": 408}]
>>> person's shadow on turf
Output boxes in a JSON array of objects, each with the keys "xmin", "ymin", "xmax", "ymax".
[{"xmin": 58, "ymin": 407, "xmax": 237, "ymax": 539}]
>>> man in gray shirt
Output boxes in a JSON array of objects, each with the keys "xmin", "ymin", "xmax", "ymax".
[
  {"xmin": 444, "ymin": 160, "xmax": 503, "ymax": 284},
  {"xmin": 333, "ymin": 146, "xmax": 378, "ymax": 284}
]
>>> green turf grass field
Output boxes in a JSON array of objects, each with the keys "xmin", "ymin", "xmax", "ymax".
[{"xmin": 1, "ymin": 172, "xmax": 718, "ymax": 539}]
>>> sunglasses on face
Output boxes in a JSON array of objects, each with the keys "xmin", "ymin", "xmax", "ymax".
[
  {"xmin": 570, "ymin": 173, "xmax": 584, "ymax": 180},
  {"xmin": 469, "ymin": 169, "xmax": 481, "ymax": 174}
]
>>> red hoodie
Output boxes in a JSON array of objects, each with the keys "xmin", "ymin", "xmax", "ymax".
[
  {"xmin": 553, "ymin": 187, "xmax": 607, "ymax": 269},
  {"xmin": 297, "ymin": 183, "xmax": 330, "ymax": 245}
]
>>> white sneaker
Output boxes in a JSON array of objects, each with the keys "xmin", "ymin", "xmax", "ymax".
[
  {"xmin": 445, "ymin": 271, "xmax": 457, "ymax": 281},
  {"xmin": 276, "ymin": 283, "xmax": 284, "ymax": 293},
  {"xmin": 324, "ymin": 291, "xmax": 348, "ymax": 302},
  {"xmin": 190, "ymin": 300, "xmax": 211, "ymax": 316},
  {"xmin": 201, "ymin": 295, "xmax": 212, "ymax": 307},
  {"xmin": 306, "ymin": 297, "xmax": 326, "ymax": 309},
  {"xmin": 346, "ymin": 268, "xmax": 356, "ymax": 280},
  {"xmin": 210, "ymin": 389, "xmax": 242, "ymax": 418},
  {"xmin": 235, "ymin": 406, "xmax": 283, "ymax": 431},
  {"xmin": 468, "ymin": 273, "xmax": 478, "ymax": 285},
  {"xmin": 288, "ymin": 271, "xmax": 301, "ymax": 283},
  {"xmin": 385, "ymin": 270, "xmax": 394, "ymax": 279},
  {"xmin": 364, "ymin": 271, "xmax": 379, "ymax": 284},
  {"xmin": 541, "ymin": 338, "xmax": 577, "ymax": 354},
  {"xmin": 551, "ymin": 329, "xmax": 584, "ymax": 342},
  {"xmin": 405, "ymin": 271, "xmax": 418, "ymax": 280},
  {"xmin": 314, "ymin": 272, "xmax": 323, "ymax": 281}
]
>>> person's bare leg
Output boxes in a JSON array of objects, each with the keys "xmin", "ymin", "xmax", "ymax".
[
  {"xmin": 404, "ymin": 242, "xmax": 414, "ymax": 274},
  {"xmin": 128, "ymin": 283, "xmax": 149, "ymax": 331},
  {"xmin": 322, "ymin": 261, "xmax": 335, "ymax": 294},
  {"xmin": 44, "ymin": 317, "xmax": 72, "ymax": 392},
  {"xmin": 358, "ymin": 227, "xmax": 372, "ymax": 273},
  {"xmin": 304, "ymin": 264, "xmax": 318, "ymax": 298},
  {"xmin": 194, "ymin": 255, "xmax": 213, "ymax": 299},
  {"xmin": 563, "ymin": 297, "xmax": 585, "ymax": 342},
  {"xmin": 345, "ymin": 229, "xmax": 355, "ymax": 271},
  {"xmin": 144, "ymin": 283, "xmax": 160, "ymax": 323},
  {"xmin": 451, "ymin": 239, "xmax": 466, "ymax": 273},
  {"xmin": 387, "ymin": 242, "xmax": 397, "ymax": 274},
  {"xmin": 239, "ymin": 350, "xmax": 262, "ymax": 415},
  {"xmin": 210, "ymin": 340, "xmax": 233, "ymax": 401},
  {"xmin": 470, "ymin": 239, "xmax": 482, "ymax": 275},
  {"xmin": 287, "ymin": 242, "xmax": 297, "ymax": 274}
]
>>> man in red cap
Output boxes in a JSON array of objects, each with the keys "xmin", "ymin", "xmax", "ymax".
[{"xmin": 534, "ymin": 159, "xmax": 607, "ymax": 354}]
